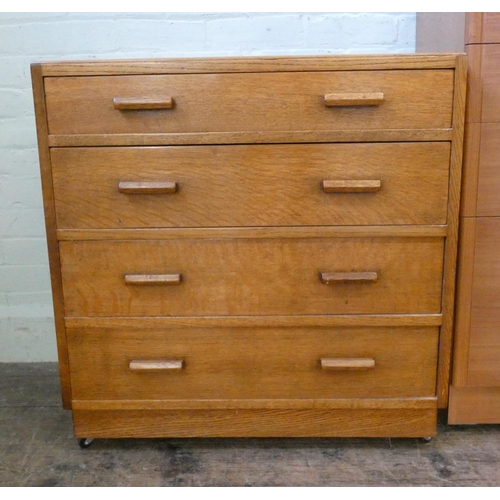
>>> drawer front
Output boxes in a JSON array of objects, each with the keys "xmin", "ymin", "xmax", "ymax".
[
  {"xmin": 44, "ymin": 70, "xmax": 454, "ymax": 135},
  {"xmin": 59, "ymin": 238, "xmax": 444, "ymax": 317},
  {"xmin": 473, "ymin": 45, "xmax": 500, "ymax": 123},
  {"xmin": 476, "ymin": 124, "xmax": 500, "ymax": 216},
  {"xmin": 467, "ymin": 218, "xmax": 500, "ymax": 386},
  {"xmin": 52, "ymin": 143, "xmax": 451, "ymax": 228},
  {"xmin": 67, "ymin": 326, "xmax": 439, "ymax": 401}
]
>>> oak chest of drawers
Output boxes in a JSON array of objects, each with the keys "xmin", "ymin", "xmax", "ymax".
[{"xmin": 32, "ymin": 54, "xmax": 466, "ymax": 440}]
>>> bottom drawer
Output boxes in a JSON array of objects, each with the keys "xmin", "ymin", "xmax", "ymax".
[{"xmin": 67, "ymin": 326, "xmax": 438, "ymax": 401}]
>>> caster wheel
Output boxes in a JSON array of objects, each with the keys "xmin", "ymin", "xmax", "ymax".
[
  {"xmin": 78, "ymin": 438, "xmax": 94, "ymax": 449},
  {"xmin": 420, "ymin": 437, "xmax": 432, "ymax": 443}
]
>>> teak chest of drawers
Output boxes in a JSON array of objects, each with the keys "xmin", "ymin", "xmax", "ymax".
[{"xmin": 32, "ymin": 54, "xmax": 466, "ymax": 440}]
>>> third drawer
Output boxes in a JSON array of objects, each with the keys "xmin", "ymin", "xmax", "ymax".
[{"xmin": 59, "ymin": 237, "xmax": 445, "ymax": 317}]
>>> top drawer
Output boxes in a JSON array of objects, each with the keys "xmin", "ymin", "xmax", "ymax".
[{"xmin": 44, "ymin": 70, "xmax": 454, "ymax": 136}]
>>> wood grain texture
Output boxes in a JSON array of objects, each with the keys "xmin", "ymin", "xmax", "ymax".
[
  {"xmin": 72, "ymin": 408, "xmax": 437, "ymax": 438},
  {"xmin": 476, "ymin": 124, "xmax": 500, "ymax": 216},
  {"xmin": 468, "ymin": 347, "xmax": 500, "ymax": 386},
  {"xmin": 448, "ymin": 386, "xmax": 500, "ymax": 424},
  {"xmin": 44, "ymin": 70, "xmax": 454, "ymax": 136},
  {"xmin": 47, "ymin": 129, "xmax": 454, "ymax": 147},
  {"xmin": 464, "ymin": 45, "xmax": 482, "ymax": 124},
  {"xmin": 320, "ymin": 358, "xmax": 375, "ymax": 370},
  {"xmin": 320, "ymin": 272, "xmax": 378, "ymax": 284},
  {"xmin": 469, "ymin": 219, "xmax": 500, "ymax": 315},
  {"xmin": 448, "ymin": 17, "xmax": 500, "ymax": 423},
  {"xmin": 479, "ymin": 13, "xmax": 500, "ymax": 44},
  {"xmin": 72, "ymin": 397, "xmax": 437, "ymax": 411},
  {"xmin": 478, "ymin": 44, "xmax": 500, "ymax": 123},
  {"xmin": 129, "ymin": 359, "xmax": 184, "ymax": 372},
  {"xmin": 124, "ymin": 274, "xmax": 182, "ymax": 286},
  {"xmin": 466, "ymin": 218, "xmax": 500, "ymax": 387},
  {"xmin": 451, "ymin": 217, "xmax": 476, "ymax": 387},
  {"xmin": 51, "ymin": 143, "xmax": 451, "ymax": 229},
  {"xmin": 436, "ymin": 53, "xmax": 467, "ymax": 408},
  {"xmin": 118, "ymin": 181, "xmax": 178, "ymax": 195},
  {"xmin": 465, "ymin": 12, "xmax": 483, "ymax": 44},
  {"xmin": 30, "ymin": 64, "xmax": 72, "ymax": 410},
  {"xmin": 38, "ymin": 53, "xmax": 461, "ymax": 77},
  {"xmin": 323, "ymin": 92, "xmax": 384, "ymax": 107},
  {"xmin": 460, "ymin": 123, "xmax": 480, "ymax": 217},
  {"xmin": 322, "ymin": 179, "xmax": 382, "ymax": 193},
  {"xmin": 64, "ymin": 314, "xmax": 444, "ymax": 329},
  {"xmin": 56, "ymin": 225, "xmax": 449, "ymax": 241},
  {"xmin": 59, "ymin": 237, "xmax": 445, "ymax": 317},
  {"xmin": 113, "ymin": 97, "xmax": 173, "ymax": 110},
  {"xmin": 66, "ymin": 326, "xmax": 438, "ymax": 402}
]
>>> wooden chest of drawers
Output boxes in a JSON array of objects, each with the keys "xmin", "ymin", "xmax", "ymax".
[{"xmin": 32, "ymin": 55, "xmax": 466, "ymax": 440}]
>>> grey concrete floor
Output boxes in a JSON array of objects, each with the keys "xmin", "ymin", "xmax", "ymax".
[{"xmin": 1, "ymin": 362, "xmax": 499, "ymax": 486}]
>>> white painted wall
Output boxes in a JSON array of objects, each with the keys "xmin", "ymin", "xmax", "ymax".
[{"xmin": 0, "ymin": 12, "xmax": 416, "ymax": 361}]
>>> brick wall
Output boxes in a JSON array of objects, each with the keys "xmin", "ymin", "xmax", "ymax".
[{"xmin": 0, "ymin": 12, "xmax": 416, "ymax": 361}]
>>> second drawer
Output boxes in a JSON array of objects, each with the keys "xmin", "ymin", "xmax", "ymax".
[
  {"xmin": 51, "ymin": 143, "xmax": 451, "ymax": 228},
  {"xmin": 59, "ymin": 237, "xmax": 444, "ymax": 317}
]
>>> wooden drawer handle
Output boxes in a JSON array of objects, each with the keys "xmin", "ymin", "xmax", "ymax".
[
  {"xmin": 118, "ymin": 181, "xmax": 178, "ymax": 194},
  {"xmin": 320, "ymin": 272, "xmax": 378, "ymax": 284},
  {"xmin": 322, "ymin": 180, "xmax": 381, "ymax": 193},
  {"xmin": 124, "ymin": 274, "xmax": 182, "ymax": 285},
  {"xmin": 129, "ymin": 360, "xmax": 184, "ymax": 372},
  {"xmin": 324, "ymin": 92, "xmax": 384, "ymax": 107},
  {"xmin": 321, "ymin": 358, "xmax": 375, "ymax": 371},
  {"xmin": 113, "ymin": 97, "xmax": 174, "ymax": 110}
]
